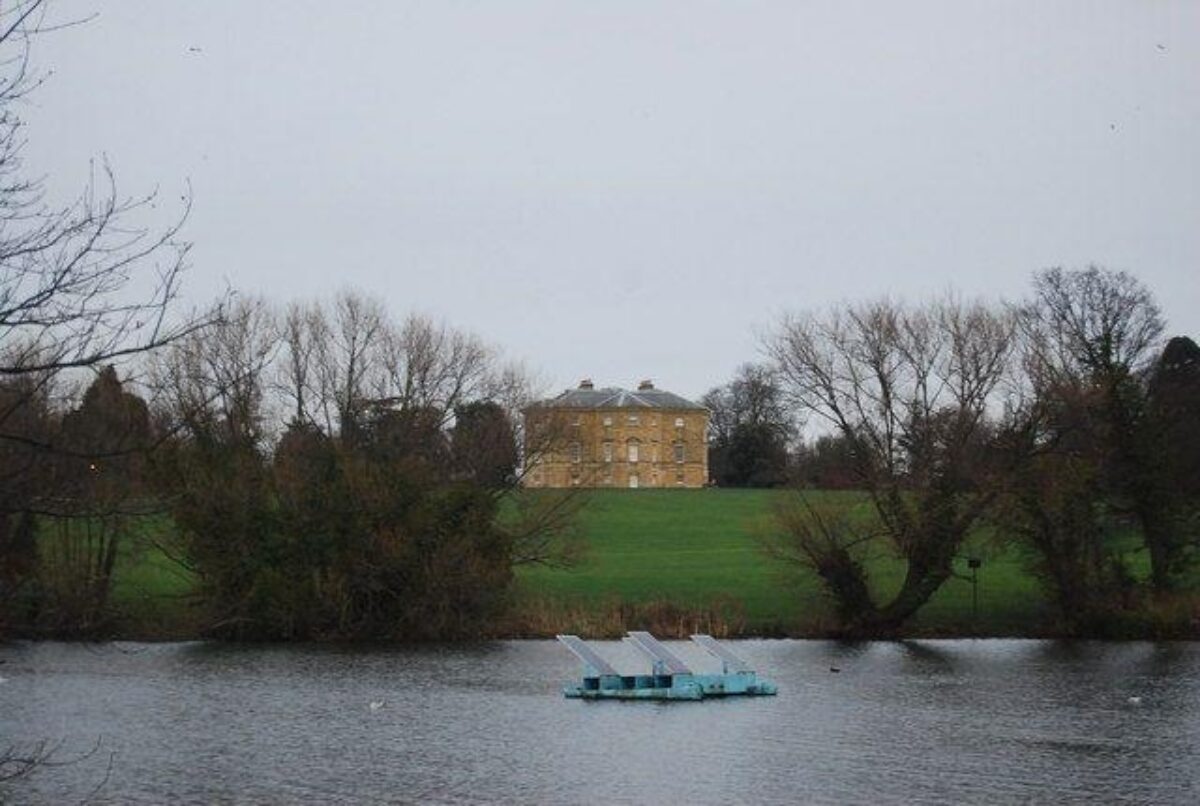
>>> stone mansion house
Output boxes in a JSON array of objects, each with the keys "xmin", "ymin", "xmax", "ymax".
[{"xmin": 522, "ymin": 379, "xmax": 709, "ymax": 488}]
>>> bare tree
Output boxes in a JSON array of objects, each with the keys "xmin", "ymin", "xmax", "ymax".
[
  {"xmin": 1, "ymin": 737, "xmax": 111, "ymax": 790},
  {"xmin": 0, "ymin": 2, "xmax": 213, "ymax": 395},
  {"xmin": 380, "ymin": 313, "xmax": 494, "ymax": 420},
  {"xmin": 0, "ymin": 0, "xmax": 218, "ymax": 435},
  {"xmin": 1019, "ymin": 266, "xmax": 1180, "ymax": 590},
  {"xmin": 0, "ymin": 1, "xmax": 220, "ymax": 638},
  {"xmin": 325, "ymin": 291, "xmax": 386, "ymax": 438},
  {"xmin": 268, "ymin": 294, "xmax": 543, "ymax": 459},
  {"xmin": 1022, "ymin": 266, "xmax": 1163, "ymax": 386},
  {"xmin": 762, "ymin": 495, "xmax": 876, "ymax": 624},
  {"xmin": 703, "ymin": 363, "xmax": 796, "ymax": 487},
  {"xmin": 150, "ymin": 297, "xmax": 277, "ymax": 447},
  {"xmin": 766, "ymin": 297, "xmax": 1022, "ymax": 633},
  {"xmin": 999, "ymin": 431, "xmax": 1136, "ymax": 631},
  {"xmin": 276, "ymin": 301, "xmax": 325, "ymax": 428},
  {"xmin": 1, "ymin": 739, "xmax": 58, "ymax": 783}
]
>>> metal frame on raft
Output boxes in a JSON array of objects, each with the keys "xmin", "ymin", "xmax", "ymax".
[{"xmin": 556, "ymin": 631, "xmax": 778, "ymax": 701}]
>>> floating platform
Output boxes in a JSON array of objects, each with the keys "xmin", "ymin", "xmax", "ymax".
[{"xmin": 557, "ymin": 631, "xmax": 778, "ymax": 701}]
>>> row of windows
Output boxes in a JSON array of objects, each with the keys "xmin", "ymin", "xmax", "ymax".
[
  {"xmin": 577, "ymin": 469, "xmax": 688, "ymax": 486},
  {"xmin": 572, "ymin": 415, "xmax": 688, "ymax": 428},
  {"xmin": 533, "ymin": 469, "xmax": 689, "ymax": 487},
  {"xmin": 568, "ymin": 441, "xmax": 685, "ymax": 463}
]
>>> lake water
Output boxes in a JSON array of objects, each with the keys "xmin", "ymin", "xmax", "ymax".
[{"xmin": 2, "ymin": 640, "xmax": 1197, "ymax": 804}]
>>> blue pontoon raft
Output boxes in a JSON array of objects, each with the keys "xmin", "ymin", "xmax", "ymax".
[{"xmin": 557, "ymin": 631, "xmax": 778, "ymax": 701}]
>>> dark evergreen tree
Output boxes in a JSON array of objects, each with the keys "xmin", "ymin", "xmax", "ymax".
[{"xmin": 451, "ymin": 401, "xmax": 518, "ymax": 489}]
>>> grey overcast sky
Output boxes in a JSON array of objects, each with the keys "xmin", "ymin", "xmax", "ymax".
[{"xmin": 22, "ymin": 1, "xmax": 1200, "ymax": 400}]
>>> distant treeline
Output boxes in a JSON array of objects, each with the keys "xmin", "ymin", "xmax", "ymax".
[{"xmin": 3, "ymin": 262, "xmax": 1198, "ymax": 641}]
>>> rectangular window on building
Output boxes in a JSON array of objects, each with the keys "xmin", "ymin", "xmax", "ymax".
[
  {"xmin": 675, "ymin": 417, "xmax": 685, "ymax": 428},
  {"xmin": 603, "ymin": 442, "xmax": 613, "ymax": 463},
  {"xmin": 603, "ymin": 416, "xmax": 613, "ymax": 427},
  {"xmin": 674, "ymin": 443, "xmax": 684, "ymax": 463},
  {"xmin": 628, "ymin": 442, "xmax": 640, "ymax": 463},
  {"xmin": 570, "ymin": 442, "xmax": 581, "ymax": 463},
  {"xmin": 628, "ymin": 415, "xmax": 639, "ymax": 425}
]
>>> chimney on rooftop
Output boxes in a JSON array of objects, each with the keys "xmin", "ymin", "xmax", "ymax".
[
  {"xmin": 638, "ymin": 379, "xmax": 654, "ymax": 390},
  {"xmin": 579, "ymin": 378, "xmax": 594, "ymax": 390}
]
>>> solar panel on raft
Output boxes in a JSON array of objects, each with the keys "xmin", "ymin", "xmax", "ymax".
[
  {"xmin": 624, "ymin": 631, "xmax": 693, "ymax": 675},
  {"xmin": 690, "ymin": 634, "xmax": 754, "ymax": 673},
  {"xmin": 556, "ymin": 635, "xmax": 620, "ymax": 677}
]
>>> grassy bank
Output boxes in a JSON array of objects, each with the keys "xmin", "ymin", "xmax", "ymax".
[
  {"xmin": 84, "ymin": 487, "xmax": 1184, "ymax": 639},
  {"xmin": 509, "ymin": 489, "xmax": 1053, "ymax": 637}
]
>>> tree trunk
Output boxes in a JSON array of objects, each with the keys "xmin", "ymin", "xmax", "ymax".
[
  {"xmin": 813, "ymin": 550, "xmax": 875, "ymax": 626},
  {"xmin": 1131, "ymin": 473, "xmax": 1174, "ymax": 592},
  {"xmin": 862, "ymin": 562, "xmax": 953, "ymax": 634},
  {"xmin": 1143, "ymin": 513, "xmax": 1172, "ymax": 592}
]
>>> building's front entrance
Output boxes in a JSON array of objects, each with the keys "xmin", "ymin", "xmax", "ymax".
[{"xmin": 629, "ymin": 475, "xmax": 639, "ymax": 489}]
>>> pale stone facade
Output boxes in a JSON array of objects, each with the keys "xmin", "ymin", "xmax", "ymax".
[{"xmin": 523, "ymin": 379, "xmax": 709, "ymax": 488}]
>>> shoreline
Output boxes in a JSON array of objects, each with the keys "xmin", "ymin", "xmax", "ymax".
[{"xmin": 7, "ymin": 623, "xmax": 1198, "ymax": 644}]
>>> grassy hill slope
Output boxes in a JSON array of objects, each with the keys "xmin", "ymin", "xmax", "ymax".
[{"xmin": 514, "ymin": 489, "xmax": 1049, "ymax": 635}]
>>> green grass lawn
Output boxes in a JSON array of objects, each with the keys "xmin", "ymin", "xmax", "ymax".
[
  {"xmin": 109, "ymin": 516, "xmax": 199, "ymax": 632},
  {"xmin": 516, "ymin": 489, "xmax": 802, "ymax": 627},
  {"xmin": 32, "ymin": 514, "xmax": 199, "ymax": 635},
  {"xmin": 90, "ymin": 487, "xmax": 1162, "ymax": 637},
  {"xmin": 515, "ymin": 488, "xmax": 1052, "ymax": 634}
]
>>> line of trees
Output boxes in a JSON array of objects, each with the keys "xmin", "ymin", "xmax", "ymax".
[
  {"xmin": 146, "ymin": 295, "xmax": 574, "ymax": 640},
  {"xmin": 1, "ymin": 292, "xmax": 580, "ymax": 639},
  {"xmin": 747, "ymin": 269, "xmax": 1200, "ymax": 636}
]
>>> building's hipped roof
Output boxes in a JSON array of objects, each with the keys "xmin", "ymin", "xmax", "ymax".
[{"xmin": 530, "ymin": 386, "xmax": 706, "ymax": 411}]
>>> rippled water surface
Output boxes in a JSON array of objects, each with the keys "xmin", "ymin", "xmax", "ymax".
[{"xmin": 2, "ymin": 640, "xmax": 1198, "ymax": 804}]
